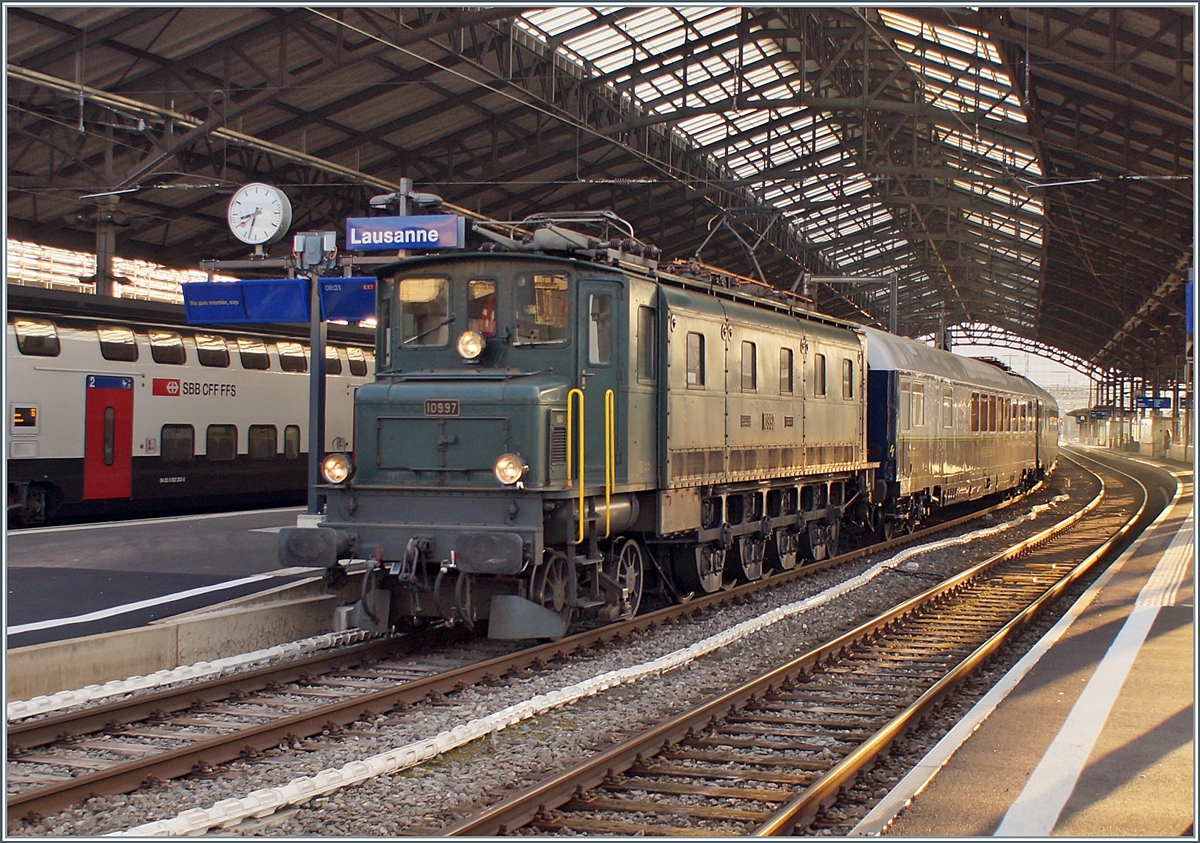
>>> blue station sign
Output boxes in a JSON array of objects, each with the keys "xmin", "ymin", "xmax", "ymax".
[
  {"xmin": 1135, "ymin": 396, "xmax": 1172, "ymax": 409},
  {"xmin": 344, "ymin": 214, "xmax": 465, "ymax": 251},
  {"xmin": 183, "ymin": 277, "xmax": 379, "ymax": 324}
]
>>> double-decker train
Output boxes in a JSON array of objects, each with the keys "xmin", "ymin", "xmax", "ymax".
[
  {"xmin": 278, "ymin": 212, "xmax": 1059, "ymax": 639},
  {"xmin": 6, "ymin": 285, "xmax": 373, "ymax": 525}
]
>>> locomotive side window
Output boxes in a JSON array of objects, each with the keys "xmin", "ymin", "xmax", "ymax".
[
  {"xmin": 161, "ymin": 424, "xmax": 194, "ymax": 461},
  {"xmin": 249, "ymin": 425, "xmax": 277, "ymax": 459},
  {"xmin": 813, "ymin": 353, "xmax": 827, "ymax": 396},
  {"xmin": 284, "ymin": 425, "xmax": 301, "ymax": 459},
  {"xmin": 686, "ymin": 332, "xmax": 705, "ymax": 387},
  {"xmin": 636, "ymin": 306, "xmax": 656, "ymax": 383},
  {"xmin": 195, "ymin": 334, "xmax": 230, "ymax": 367},
  {"xmin": 780, "ymin": 348, "xmax": 793, "ymax": 395},
  {"xmin": 149, "ymin": 330, "xmax": 186, "ymax": 364},
  {"xmin": 206, "ymin": 424, "xmax": 237, "ymax": 461},
  {"xmin": 842, "ymin": 358, "xmax": 854, "ymax": 399},
  {"xmin": 740, "ymin": 341, "xmax": 757, "ymax": 391},
  {"xmin": 325, "ymin": 346, "xmax": 342, "ymax": 376},
  {"xmin": 237, "ymin": 337, "xmax": 270, "ymax": 370},
  {"xmin": 98, "ymin": 325, "xmax": 138, "ymax": 362},
  {"xmin": 514, "ymin": 272, "xmax": 569, "ymax": 344},
  {"xmin": 346, "ymin": 346, "xmax": 368, "ymax": 377},
  {"xmin": 588, "ymin": 294, "xmax": 613, "ymax": 364},
  {"xmin": 469, "ymin": 279, "xmax": 497, "ymax": 337},
  {"xmin": 13, "ymin": 318, "xmax": 60, "ymax": 356},
  {"xmin": 277, "ymin": 340, "xmax": 308, "ymax": 373},
  {"xmin": 399, "ymin": 276, "xmax": 450, "ymax": 347}
]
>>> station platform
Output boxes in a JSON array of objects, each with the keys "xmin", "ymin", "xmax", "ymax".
[
  {"xmin": 856, "ymin": 451, "xmax": 1194, "ymax": 837},
  {"xmin": 5, "ymin": 506, "xmax": 313, "ymax": 648}
]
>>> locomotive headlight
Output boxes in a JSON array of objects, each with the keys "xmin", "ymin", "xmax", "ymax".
[
  {"xmin": 493, "ymin": 453, "xmax": 527, "ymax": 486},
  {"xmin": 321, "ymin": 453, "xmax": 355, "ymax": 484},
  {"xmin": 456, "ymin": 330, "xmax": 485, "ymax": 361}
]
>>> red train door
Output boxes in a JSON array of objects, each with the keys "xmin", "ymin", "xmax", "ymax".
[{"xmin": 83, "ymin": 374, "xmax": 134, "ymax": 500}]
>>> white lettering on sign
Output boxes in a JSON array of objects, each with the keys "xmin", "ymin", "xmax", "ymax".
[
  {"xmin": 348, "ymin": 228, "xmax": 440, "ymax": 246},
  {"xmin": 159, "ymin": 476, "xmax": 186, "ymax": 484}
]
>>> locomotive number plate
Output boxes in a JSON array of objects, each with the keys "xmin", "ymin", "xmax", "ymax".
[{"xmin": 424, "ymin": 399, "xmax": 460, "ymax": 417}]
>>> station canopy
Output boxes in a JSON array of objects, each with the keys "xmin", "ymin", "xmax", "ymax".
[{"xmin": 5, "ymin": 7, "xmax": 1193, "ymax": 382}]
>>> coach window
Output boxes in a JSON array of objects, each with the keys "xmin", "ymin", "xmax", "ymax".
[
  {"xmin": 195, "ymin": 334, "xmax": 230, "ymax": 367},
  {"xmin": 149, "ymin": 330, "xmax": 186, "ymax": 364},
  {"xmin": 277, "ymin": 341, "xmax": 308, "ymax": 373},
  {"xmin": 206, "ymin": 424, "xmax": 237, "ymax": 461},
  {"xmin": 912, "ymin": 381, "xmax": 925, "ymax": 427},
  {"xmin": 13, "ymin": 318, "xmax": 60, "ymax": 356},
  {"xmin": 469, "ymin": 279, "xmax": 497, "ymax": 337},
  {"xmin": 249, "ymin": 425, "xmax": 277, "ymax": 459},
  {"xmin": 741, "ymin": 341, "xmax": 757, "ymax": 391},
  {"xmin": 780, "ymin": 348, "xmax": 794, "ymax": 395},
  {"xmin": 686, "ymin": 332, "xmax": 705, "ymax": 387},
  {"xmin": 942, "ymin": 389, "xmax": 954, "ymax": 428},
  {"xmin": 161, "ymin": 425, "xmax": 194, "ymax": 461},
  {"xmin": 98, "ymin": 326, "xmax": 138, "ymax": 362},
  {"xmin": 325, "ymin": 346, "xmax": 342, "ymax": 376},
  {"xmin": 346, "ymin": 346, "xmax": 368, "ymax": 377},
  {"xmin": 988, "ymin": 395, "xmax": 998, "ymax": 432},
  {"xmin": 636, "ymin": 306, "xmax": 656, "ymax": 383},
  {"xmin": 900, "ymin": 378, "xmax": 911, "ymax": 431},
  {"xmin": 813, "ymin": 353, "xmax": 827, "ymax": 397},
  {"xmin": 971, "ymin": 392, "xmax": 980, "ymax": 432},
  {"xmin": 842, "ymin": 358, "xmax": 854, "ymax": 399},
  {"xmin": 588, "ymin": 294, "xmax": 613, "ymax": 365},
  {"xmin": 284, "ymin": 425, "xmax": 301, "ymax": 459},
  {"xmin": 237, "ymin": 337, "xmax": 270, "ymax": 370},
  {"xmin": 399, "ymin": 276, "xmax": 450, "ymax": 347},
  {"xmin": 514, "ymin": 272, "xmax": 568, "ymax": 345}
]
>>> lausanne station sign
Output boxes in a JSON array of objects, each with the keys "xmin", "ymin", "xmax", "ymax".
[{"xmin": 344, "ymin": 214, "xmax": 465, "ymax": 250}]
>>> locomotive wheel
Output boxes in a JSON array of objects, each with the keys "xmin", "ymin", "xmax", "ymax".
[
  {"xmin": 772, "ymin": 527, "xmax": 799, "ymax": 571},
  {"xmin": 672, "ymin": 544, "xmax": 724, "ymax": 595},
  {"xmin": 533, "ymin": 552, "xmax": 574, "ymax": 626},
  {"xmin": 800, "ymin": 518, "xmax": 840, "ymax": 563},
  {"xmin": 734, "ymin": 535, "xmax": 766, "ymax": 582},
  {"xmin": 603, "ymin": 537, "xmax": 645, "ymax": 619},
  {"xmin": 882, "ymin": 518, "xmax": 897, "ymax": 542}
]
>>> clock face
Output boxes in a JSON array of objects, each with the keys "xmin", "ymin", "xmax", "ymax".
[{"xmin": 227, "ymin": 183, "xmax": 293, "ymax": 245}]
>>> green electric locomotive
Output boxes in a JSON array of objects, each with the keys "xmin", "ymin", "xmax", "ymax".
[{"xmin": 279, "ymin": 212, "xmax": 879, "ymax": 639}]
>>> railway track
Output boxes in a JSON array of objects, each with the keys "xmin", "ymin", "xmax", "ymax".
[
  {"xmin": 3, "ymin": 465, "xmax": 1091, "ymax": 831},
  {"xmin": 441, "ymin": 454, "xmax": 1147, "ymax": 836}
]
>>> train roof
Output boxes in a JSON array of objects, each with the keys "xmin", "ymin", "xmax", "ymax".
[
  {"xmin": 862, "ymin": 325, "xmax": 1050, "ymax": 399},
  {"xmin": 6, "ymin": 283, "xmax": 374, "ymax": 346}
]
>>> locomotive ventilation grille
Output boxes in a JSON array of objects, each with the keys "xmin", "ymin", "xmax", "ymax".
[{"xmin": 550, "ymin": 426, "xmax": 568, "ymax": 466}]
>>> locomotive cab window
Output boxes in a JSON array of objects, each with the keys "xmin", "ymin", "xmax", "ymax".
[
  {"xmin": 813, "ymin": 353, "xmax": 826, "ymax": 397},
  {"xmin": 399, "ymin": 276, "xmax": 450, "ymax": 347},
  {"xmin": 98, "ymin": 326, "xmax": 138, "ymax": 362},
  {"xmin": 237, "ymin": 337, "xmax": 270, "ymax": 370},
  {"xmin": 780, "ymin": 348, "xmax": 794, "ymax": 395},
  {"xmin": 686, "ymin": 331, "xmax": 705, "ymax": 387},
  {"xmin": 195, "ymin": 334, "xmax": 230, "ymax": 367},
  {"xmin": 468, "ymin": 279, "xmax": 497, "ymax": 337},
  {"xmin": 149, "ymin": 330, "xmax": 186, "ymax": 365},
  {"xmin": 636, "ymin": 306, "xmax": 656, "ymax": 383},
  {"xmin": 277, "ymin": 341, "xmax": 308, "ymax": 373},
  {"xmin": 13, "ymin": 318, "xmax": 60, "ymax": 356},
  {"xmin": 514, "ymin": 272, "xmax": 568, "ymax": 345},
  {"xmin": 741, "ymin": 341, "xmax": 757, "ymax": 391},
  {"xmin": 588, "ymin": 293, "xmax": 613, "ymax": 364}
]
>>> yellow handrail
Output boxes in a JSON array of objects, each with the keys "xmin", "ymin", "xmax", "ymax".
[
  {"xmin": 604, "ymin": 389, "xmax": 615, "ymax": 538},
  {"xmin": 567, "ymin": 388, "xmax": 585, "ymax": 544}
]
